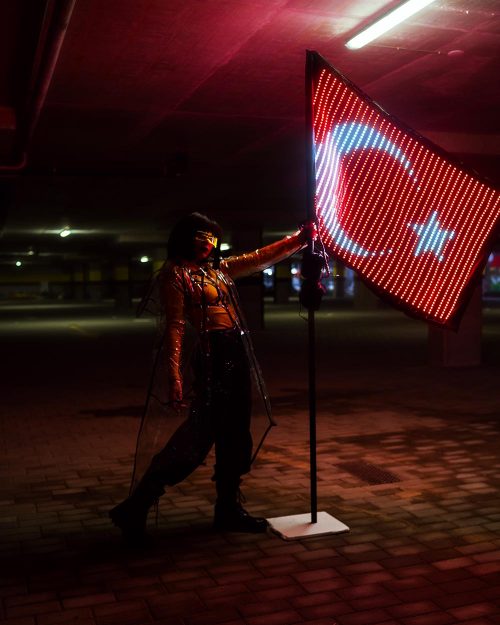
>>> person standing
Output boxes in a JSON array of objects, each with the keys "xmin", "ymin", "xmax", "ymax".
[{"xmin": 110, "ymin": 212, "xmax": 315, "ymax": 541}]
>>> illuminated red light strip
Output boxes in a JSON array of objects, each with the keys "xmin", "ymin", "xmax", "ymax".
[
  {"xmin": 317, "ymin": 84, "xmax": 408, "ymax": 254},
  {"xmin": 316, "ymin": 85, "xmax": 371, "ymax": 262},
  {"xmin": 344, "ymin": 125, "xmax": 399, "ymax": 265},
  {"xmin": 389, "ymin": 143, "xmax": 437, "ymax": 278},
  {"xmin": 396, "ymin": 156, "xmax": 452, "ymax": 311},
  {"xmin": 336, "ymin": 111, "xmax": 383, "ymax": 264},
  {"xmin": 410, "ymin": 171, "xmax": 496, "ymax": 320},
  {"xmin": 418, "ymin": 170, "xmax": 475, "ymax": 316},
  {"xmin": 315, "ymin": 88, "xmax": 369, "ymax": 260},
  {"xmin": 315, "ymin": 74, "xmax": 347, "ymax": 145},
  {"xmin": 453, "ymin": 199, "xmax": 500, "ymax": 314},
  {"xmin": 432, "ymin": 179, "xmax": 488, "ymax": 318},
  {"xmin": 376, "ymin": 161, "xmax": 424, "ymax": 292},
  {"xmin": 420, "ymin": 172, "xmax": 471, "ymax": 317},
  {"xmin": 343, "ymin": 118, "xmax": 389, "ymax": 241},
  {"xmin": 339, "ymin": 105, "xmax": 423, "ymax": 289},
  {"xmin": 348, "ymin": 157, "xmax": 394, "ymax": 258},
  {"xmin": 401, "ymin": 156, "xmax": 451, "ymax": 307},
  {"xmin": 344, "ymin": 127, "xmax": 403, "ymax": 263},
  {"xmin": 369, "ymin": 142, "xmax": 425, "ymax": 289},
  {"xmin": 313, "ymin": 72, "xmax": 336, "ymax": 142},
  {"xmin": 435, "ymin": 185, "xmax": 498, "ymax": 318},
  {"xmin": 364, "ymin": 129, "xmax": 414, "ymax": 252},
  {"xmin": 311, "ymin": 57, "xmax": 500, "ymax": 325}
]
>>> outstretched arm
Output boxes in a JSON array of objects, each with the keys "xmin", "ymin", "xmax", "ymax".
[{"xmin": 223, "ymin": 228, "xmax": 310, "ymax": 280}]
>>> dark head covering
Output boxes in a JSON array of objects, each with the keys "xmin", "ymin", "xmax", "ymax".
[{"xmin": 167, "ymin": 212, "xmax": 222, "ymax": 261}]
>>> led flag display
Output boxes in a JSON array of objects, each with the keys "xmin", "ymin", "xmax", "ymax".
[{"xmin": 308, "ymin": 51, "xmax": 500, "ymax": 327}]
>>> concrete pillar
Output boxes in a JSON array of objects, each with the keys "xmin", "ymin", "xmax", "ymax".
[
  {"xmin": 73, "ymin": 264, "xmax": 85, "ymax": 300},
  {"xmin": 354, "ymin": 278, "xmax": 380, "ymax": 309},
  {"xmin": 428, "ymin": 284, "xmax": 482, "ymax": 367},
  {"xmin": 87, "ymin": 263, "xmax": 102, "ymax": 301},
  {"xmin": 334, "ymin": 261, "xmax": 345, "ymax": 298},
  {"xmin": 231, "ymin": 227, "xmax": 264, "ymax": 330},
  {"xmin": 274, "ymin": 261, "xmax": 291, "ymax": 304},
  {"xmin": 153, "ymin": 247, "xmax": 167, "ymax": 273},
  {"xmin": 113, "ymin": 261, "xmax": 132, "ymax": 311}
]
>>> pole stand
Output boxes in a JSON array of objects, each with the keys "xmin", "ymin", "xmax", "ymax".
[
  {"xmin": 266, "ymin": 250, "xmax": 350, "ymax": 541},
  {"xmin": 267, "ymin": 51, "xmax": 350, "ymax": 541},
  {"xmin": 267, "ymin": 511, "xmax": 349, "ymax": 540}
]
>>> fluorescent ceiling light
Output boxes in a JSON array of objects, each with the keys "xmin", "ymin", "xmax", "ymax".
[
  {"xmin": 346, "ymin": 0, "xmax": 438, "ymax": 50},
  {"xmin": 220, "ymin": 243, "xmax": 231, "ymax": 251},
  {"xmin": 140, "ymin": 255, "xmax": 150, "ymax": 263},
  {"xmin": 59, "ymin": 227, "xmax": 72, "ymax": 238}
]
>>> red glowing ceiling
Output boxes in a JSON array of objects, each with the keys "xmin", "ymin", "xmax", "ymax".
[{"xmin": 0, "ymin": 0, "xmax": 498, "ymax": 177}]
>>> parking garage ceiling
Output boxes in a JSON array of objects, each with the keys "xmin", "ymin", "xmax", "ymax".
[{"xmin": 1, "ymin": 0, "xmax": 499, "ymax": 259}]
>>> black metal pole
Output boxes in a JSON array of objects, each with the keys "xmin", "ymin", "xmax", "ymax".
[
  {"xmin": 305, "ymin": 51, "xmax": 318, "ymax": 524},
  {"xmin": 308, "ymin": 293, "xmax": 318, "ymax": 523}
]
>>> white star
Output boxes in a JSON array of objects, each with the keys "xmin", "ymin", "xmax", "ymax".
[{"xmin": 408, "ymin": 211, "xmax": 455, "ymax": 262}]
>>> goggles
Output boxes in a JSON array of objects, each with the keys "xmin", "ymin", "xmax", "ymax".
[{"xmin": 195, "ymin": 231, "xmax": 218, "ymax": 248}]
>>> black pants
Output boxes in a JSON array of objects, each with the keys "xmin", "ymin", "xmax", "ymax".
[{"xmin": 146, "ymin": 329, "xmax": 253, "ymax": 495}]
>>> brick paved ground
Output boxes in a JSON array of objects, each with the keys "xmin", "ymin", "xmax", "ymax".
[{"xmin": 1, "ymin": 304, "xmax": 500, "ymax": 625}]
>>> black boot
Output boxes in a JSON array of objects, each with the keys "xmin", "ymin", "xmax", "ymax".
[
  {"xmin": 109, "ymin": 476, "xmax": 164, "ymax": 544},
  {"xmin": 213, "ymin": 480, "xmax": 268, "ymax": 534}
]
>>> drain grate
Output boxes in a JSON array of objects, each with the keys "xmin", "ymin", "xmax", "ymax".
[{"xmin": 336, "ymin": 461, "xmax": 400, "ymax": 485}]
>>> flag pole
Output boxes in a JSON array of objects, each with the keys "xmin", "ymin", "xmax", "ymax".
[
  {"xmin": 308, "ymin": 303, "xmax": 318, "ymax": 523},
  {"xmin": 266, "ymin": 51, "xmax": 349, "ymax": 539},
  {"xmin": 305, "ymin": 50, "xmax": 318, "ymax": 524}
]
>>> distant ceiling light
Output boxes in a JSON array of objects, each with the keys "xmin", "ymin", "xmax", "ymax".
[
  {"xmin": 140, "ymin": 255, "xmax": 150, "ymax": 263},
  {"xmin": 220, "ymin": 243, "xmax": 231, "ymax": 252},
  {"xmin": 345, "ymin": 0, "xmax": 438, "ymax": 50},
  {"xmin": 27, "ymin": 248, "xmax": 35, "ymax": 256},
  {"xmin": 59, "ymin": 227, "xmax": 72, "ymax": 238},
  {"xmin": 15, "ymin": 260, "xmax": 22, "ymax": 267}
]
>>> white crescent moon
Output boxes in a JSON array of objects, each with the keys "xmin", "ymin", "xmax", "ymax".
[{"xmin": 315, "ymin": 122, "xmax": 415, "ymax": 257}]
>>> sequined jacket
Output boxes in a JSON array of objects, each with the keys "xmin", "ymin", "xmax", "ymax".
[{"xmin": 160, "ymin": 230, "xmax": 306, "ymax": 384}]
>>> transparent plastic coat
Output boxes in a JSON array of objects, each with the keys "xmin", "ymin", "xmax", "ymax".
[{"xmin": 130, "ymin": 232, "xmax": 305, "ymax": 492}]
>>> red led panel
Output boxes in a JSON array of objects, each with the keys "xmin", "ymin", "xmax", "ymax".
[{"xmin": 308, "ymin": 52, "xmax": 500, "ymax": 327}]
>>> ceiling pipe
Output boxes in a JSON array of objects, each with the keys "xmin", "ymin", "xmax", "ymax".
[
  {"xmin": 0, "ymin": 0, "xmax": 77, "ymax": 172},
  {"xmin": 0, "ymin": 152, "xmax": 28, "ymax": 172},
  {"xmin": 23, "ymin": 0, "xmax": 77, "ymax": 149}
]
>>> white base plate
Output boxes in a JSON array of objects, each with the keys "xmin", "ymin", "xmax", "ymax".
[{"xmin": 267, "ymin": 511, "xmax": 350, "ymax": 540}]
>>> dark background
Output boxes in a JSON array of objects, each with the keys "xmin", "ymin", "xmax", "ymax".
[{"xmin": 1, "ymin": 0, "xmax": 499, "ymax": 276}]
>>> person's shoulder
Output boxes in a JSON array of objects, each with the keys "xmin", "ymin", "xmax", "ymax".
[
  {"xmin": 158, "ymin": 261, "xmax": 189, "ymax": 287},
  {"xmin": 159, "ymin": 259, "xmax": 186, "ymax": 274}
]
